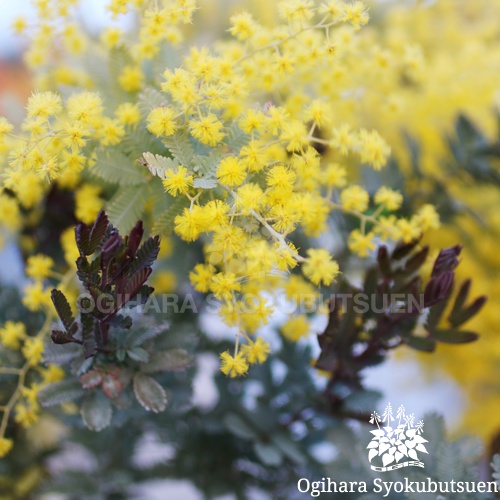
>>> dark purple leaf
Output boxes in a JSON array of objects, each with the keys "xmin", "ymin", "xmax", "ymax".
[{"xmin": 431, "ymin": 245, "xmax": 462, "ymax": 277}]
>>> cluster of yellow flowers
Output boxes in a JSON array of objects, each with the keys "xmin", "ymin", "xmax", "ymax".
[
  {"xmin": 1, "ymin": 0, "xmax": 498, "ymax": 449},
  {"xmin": 140, "ymin": 1, "xmax": 443, "ymax": 372},
  {"xmin": 202, "ymin": 0, "xmax": 500, "ymax": 440},
  {"xmin": 0, "ymin": 253, "xmax": 69, "ymax": 457},
  {"xmin": 0, "ymin": 0, "xmax": 443, "ymax": 388},
  {"xmin": 326, "ymin": 0, "xmax": 500, "ymax": 440}
]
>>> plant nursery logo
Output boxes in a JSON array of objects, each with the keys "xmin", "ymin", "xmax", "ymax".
[{"xmin": 367, "ymin": 403, "xmax": 429, "ymax": 472}]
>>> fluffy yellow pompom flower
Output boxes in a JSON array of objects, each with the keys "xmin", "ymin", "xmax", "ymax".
[
  {"xmin": 0, "ymin": 194, "xmax": 21, "ymax": 230},
  {"xmin": 27, "ymin": 91, "xmax": 62, "ymax": 120},
  {"xmin": 304, "ymin": 99, "xmax": 330, "ymax": 128},
  {"xmin": 143, "ymin": 7, "xmax": 168, "ymax": 36},
  {"xmin": 163, "ymin": 166, "xmax": 193, "ymax": 196},
  {"xmin": 266, "ymin": 165, "xmax": 296, "ymax": 192},
  {"xmin": 220, "ymin": 351, "xmax": 249, "ymax": 377},
  {"xmin": 241, "ymin": 337, "xmax": 271, "ymax": 364},
  {"xmin": 108, "ymin": 0, "xmax": 129, "ymax": 17},
  {"xmin": 36, "ymin": 157, "xmax": 60, "ymax": 181},
  {"xmin": 147, "ymin": 106, "xmax": 177, "ymax": 137},
  {"xmin": 239, "ymin": 109, "xmax": 267, "ymax": 134},
  {"xmin": 189, "ymin": 113, "xmax": 225, "ymax": 146},
  {"xmin": 374, "ymin": 215, "xmax": 400, "ymax": 241},
  {"xmin": 162, "ymin": 68, "xmax": 197, "ymax": 95},
  {"xmin": 61, "ymin": 227, "xmax": 80, "ymax": 266},
  {"xmin": 235, "ymin": 183, "xmax": 263, "ymax": 214},
  {"xmin": 229, "ymin": 12, "xmax": 256, "ymax": 40},
  {"xmin": 22, "ymin": 282, "xmax": 50, "ymax": 312},
  {"xmin": 99, "ymin": 117, "xmax": 125, "ymax": 146},
  {"xmin": 0, "ymin": 321, "xmax": 27, "ymax": 350},
  {"xmin": 190, "ymin": 263, "xmax": 216, "ymax": 293},
  {"xmin": 340, "ymin": 185, "xmax": 369, "ymax": 212},
  {"xmin": 210, "ymin": 272, "xmax": 241, "ymax": 300},
  {"xmin": 26, "ymin": 254, "xmax": 54, "ymax": 281},
  {"xmin": 0, "ymin": 117, "xmax": 14, "ymax": 140},
  {"xmin": 330, "ymin": 124, "xmax": 355, "ymax": 155},
  {"xmin": 210, "ymin": 226, "xmax": 246, "ymax": 259},
  {"xmin": 217, "ymin": 157, "xmax": 246, "ymax": 187},
  {"xmin": 278, "ymin": 0, "xmax": 315, "ymax": 22},
  {"xmin": 67, "ymin": 92, "xmax": 103, "ymax": 125},
  {"xmin": 0, "ymin": 438, "xmax": 13, "ymax": 458},
  {"xmin": 281, "ymin": 315, "xmax": 310, "ymax": 342},
  {"xmin": 274, "ymin": 242, "xmax": 299, "ymax": 271},
  {"xmin": 22, "ymin": 384, "xmax": 40, "ymax": 407},
  {"xmin": 75, "ymin": 184, "xmax": 102, "ymax": 224},
  {"xmin": 302, "ymin": 248, "xmax": 340, "ymax": 286},
  {"xmin": 42, "ymin": 365, "xmax": 65, "ymax": 384},
  {"xmin": 174, "ymin": 206, "xmax": 208, "ymax": 241},
  {"xmin": 151, "ymin": 270, "xmax": 177, "ymax": 294},
  {"xmin": 118, "ymin": 65, "xmax": 144, "ymax": 92},
  {"xmin": 281, "ymin": 120, "xmax": 309, "ymax": 152},
  {"xmin": 22, "ymin": 337, "xmax": 45, "ymax": 366},
  {"xmin": 239, "ymin": 140, "xmax": 267, "ymax": 172},
  {"xmin": 14, "ymin": 403, "xmax": 39, "ymax": 428},
  {"xmin": 11, "ymin": 15, "xmax": 27, "ymax": 34},
  {"xmin": 115, "ymin": 102, "xmax": 141, "ymax": 125},
  {"xmin": 100, "ymin": 26, "xmax": 122, "ymax": 48},
  {"xmin": 204, "ymin": 200, "xmax": 230, "ymax": 229},
  {"xmin": 397, "ymin": 218, "xmax": 421, "ymax": 243},
  {"xmin": 414, "ymin": 204, "xmax": 440, "ymax": 231},
  {"xmin": 374, "ymin": 187, "xmax": 403, "ymax": 211},
  {"xmin": 348, "ymin": 229, "xmax": 376, "ymax": 257},
  {"xmin": 358, "ymin": 129, "xmax": 390, "ymax": 170},
  {"xmin": 342, "ymin": 1, "xmax": 370, "ymax": 29},
  {"xmin": 318, "ymin": 1, "xmax": 344, "ymax": 19},
  {"xmin": 323, "ymin": 163, "xmax": 347, "ymax": 188},
  {"xmin": 63, "ymin": 121, "xmax": 88, "ymax": 150}
]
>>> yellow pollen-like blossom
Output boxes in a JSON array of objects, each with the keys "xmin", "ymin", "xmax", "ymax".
[
  {"xmin": 163, "ymin": 166, "xmax": 193, "ymax": 196},
  {"xmin": 219, "ymin": 351, "xmax": 249, "ymax": 377},
  {"xmin": 302, "ymin": 249, "xmax": 340, "ymax": 286}
]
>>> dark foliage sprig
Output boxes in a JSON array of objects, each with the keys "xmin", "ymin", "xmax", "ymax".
[
  {"xmin": 38, "ymin": 212, "xmax": 194, "ymax": 428},
  {"xmin": 315, "ymin": 240, "xmax": 487, "ymax": 420},
  {"xmin": 50, "ymin": 210, "xmax": 160, "ymax": 357}
]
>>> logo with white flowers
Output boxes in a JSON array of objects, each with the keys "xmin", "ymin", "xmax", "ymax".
[{"xmin": 367, "ymin": 403, "xmax": 429, "ymax": 472}]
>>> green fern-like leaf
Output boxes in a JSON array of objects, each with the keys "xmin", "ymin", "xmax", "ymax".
[
  {"xmin": 163, "ymin": 131, "xmax": 194, "ymax": 167},
  {"xmin": 81, "ymin": 47, "xmax": 130, "ymax": 107},
  {"xmin": 191, "ymin": 152, "xmax": 221, "ymax": 189},
  {"xmin": 91, "ymin": 148, "xmax": 148, "ymax": 186},
  {"xmin": 152, "ymin": 196, "xmax": 190, "ymax": 236},
  {"xmin": 106, "ymin": 185, "xmax": 149, "ymax": 233},
  {"xmin": 108, "ymin": 47, "xmax": 132, "ymax": 88},
  {"xmin": 225, "ymin": 123, "xmax": 250, "ymax": 154},
  {"xmin": 38, "ymin": 380, "xmax": 84, "ymax": 407},
  {"xmin": 121, "ymin": 126, "xmax": 164, "ymax": 159},
  {"xmin": 138, "ymin": 87, "xmax": 168, "ymax": 118},
  {"xmin": 435, "ymin": 442, "xmax": 463, "ymax": 482},
  {"xmin": 43, "ymin": 342, "xmax": 81, "ymax": 365}
]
